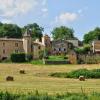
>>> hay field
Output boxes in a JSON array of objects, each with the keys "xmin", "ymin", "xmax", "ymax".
[{"xmin": 0, "ymin": 63, "xmax": 100, "ymax": 94}]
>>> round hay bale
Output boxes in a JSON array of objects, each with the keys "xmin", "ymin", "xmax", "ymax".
[
  {"xmin": 6, "ymin": 76, "xmax": 14, "ymax": 81},
  {"xmin": 79, "ymin": 76, "xmax": 85, "ymax": 81},
  {"xmin": 19, "ymin": 70, "xmax": 25, "ymax": 74}
]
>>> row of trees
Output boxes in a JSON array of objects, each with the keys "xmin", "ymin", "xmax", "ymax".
[
  {"xmin": 0, "ymin": 22, "xmax": 43, "ymax": 40},
  {"xmin": 0, "ymin": 22, "xmax": 100, "ymax": 43}
]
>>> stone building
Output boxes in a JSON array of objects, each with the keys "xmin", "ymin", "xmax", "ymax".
[
  {"xmin": 0, "ymin": 30, "xmax": 79, "ymax": 60},
  {"xmin": 51, "ymin": 39, "xmax": 73, "ymax": 55},
  {"xmin": 0, "ymin": 29, "xmax": 45, "ymax": 60},
  {"xmin": 92, "ymin": 40, "xmax": 100, "ymax": 54}
]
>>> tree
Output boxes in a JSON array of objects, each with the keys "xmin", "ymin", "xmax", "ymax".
[
  {"xmin": 51, "ymin": 26, "xmax": 75, "ymax": 40},
  {"xmin": 74, "ymin": 44, "xmax": 91, "ymax": 54},
  {"xmin": 0, "ymin": 23, "xmax": 22, "ymax": 38},
  {"xmin": 24, "ymin": 23, "xmax": 44, "ymax": 40},
  {"xmin": 83, "ymin": 27, "xmax": 100, "ymax": 44}
]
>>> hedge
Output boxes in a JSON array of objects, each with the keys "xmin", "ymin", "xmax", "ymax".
[
  {"xmin": 11, "ymin": 53, "xmax": 26, "ymax": 62},
  {"xmin": 50, "ymin": 69, "xmax": 100, "ymax": 79}
]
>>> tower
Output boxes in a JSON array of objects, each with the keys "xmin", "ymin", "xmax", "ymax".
[
  {"xmin": 23, "ymin": 29, "xmax": 32, "ymax": 54},
  {"xmin": 42, "ymin": 34, "xmax": 51, "ymax": 54},
  {"xmin": 42, "ymin": 34, "xmax": 51, "ymax": 48}
]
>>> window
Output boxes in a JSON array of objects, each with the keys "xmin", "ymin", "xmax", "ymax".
[
  {"xmin": 15, "ymin": 43, "xmax": 18, "ymax": 47},
  {"xmin": 59, "ymin": 48, "xmax": 61, "ymax": 51},
  {"xmin": 3, "ymin": 42, "xmax": 5, "ymax": 46},
  {"xmin": 64, "ymin": 48, "xmax": 66, "ymax": 51},
  {"xmin": 38, "ymin": 46, "xmax": 41, "ymax": 49},
  {"xmin": 3, "ymin": 50, "xmax": 5, "ymax": 54}
]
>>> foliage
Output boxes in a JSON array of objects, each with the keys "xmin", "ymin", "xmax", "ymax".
[
  {"xmin": 26, "ymin": 54, "xmax": 33, "ymax": 62},
  {"xmin": 47, "ymin": 56, "xmax": 68, "ymax": 61},
  {"xmin": 31, "ymin": 60, "xmax": 43, "ymax": 65},
  {"xmin": 51, "ymin": 26, "xmax": 75, "ymax": 40},
  {"xmin": 0, "ymin": 91, "xmax": 100, "ymax": 100},
  {"xmin": 24, "ymin": 23, "xmax": 43, "ymax": 40},
  {"xmin": 11, "ymin": 53, "xmax": 26, "ymax": 63},
  {"xmin": 50, "ymin": 69, "xmax": 100, "ymax": 79},
  {"xmin": 83, "ymin": 27, "xmax": 100, "ymax": 44},
  {"xmin": 74, "ymin": 44, "xmax": 91, "ymax": 54},
  {"xmin": 0, "ymin": 23, "xmax": 22, "ymax": 38},
  {"xmin": 39, "ymin": 50, "xmax": 44, "ymax": 59}
]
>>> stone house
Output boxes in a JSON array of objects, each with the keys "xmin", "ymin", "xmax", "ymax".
[
  {"xmin": 0, "ymin": 29, "xmax": 79, "ymax": 60},
  {"xmin": 51, "ymin": 39, "xmax": 73, "ymax": 55},
  {"xmin": 92, "ymin": 40, "xmax": 100, "ymax": 54},
  {"xmin": 0, "ymin": 29, "xmax": 45, "ymax": 60}
]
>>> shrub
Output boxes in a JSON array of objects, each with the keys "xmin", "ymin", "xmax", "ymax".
[
  {"xmin": 64, "ymin": 56, "xmax": 68, "ymax": 59},
  {"xmin": 26, "ymin": 54, "xmax": 33, "ymax": 61},
  {"xmin": 0, "ymin": 91, "xmax": 100, "ymax": 100},
  {"xmin": 39, "ymin": 50, "xmax": 44, "ymax": 59},
  {"xmin": 50, "ymin": 69, "xmax": 100, "ymax": 79},
  {"xmin": 11, "ymin": 53, "xmax": 26, "ymax": 63}
]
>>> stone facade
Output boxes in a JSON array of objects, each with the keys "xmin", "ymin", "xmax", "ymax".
[
  {"xmin": 51, "ymin": 40, "xmax": 72, "ymax": 55},
  {"xmin": 0, "ymin": 30, "xmax": 79, "ymax": 60},
  {"xmin": 0, "ymin": 38, "xmax": 24, "ymax": 60},
  {"xmin": 0, "ymin": 29, "xmax": 45, "ymax": 60},
  {"xmin": 92, "ymin": 40, "xmax": 100, "ymax": 53}
]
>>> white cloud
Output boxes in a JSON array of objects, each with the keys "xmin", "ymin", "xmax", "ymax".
[
  {"xmin": 0, "ymin": 0, "xmax": 48, "ymax": 23},
  {"xmin": 55, "ymin": 12, "xmax": 78, "ymax": 24},
  {"xmin": 0, "ymin": 0, "xmax": 38, "ymax": 18},
  {"xmin": 41, "ymin": 8, "xmax": 48, "ymax": 13}
]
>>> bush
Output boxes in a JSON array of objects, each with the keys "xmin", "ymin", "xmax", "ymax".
[
  {"xmin": 26, "ymin": 54, "xmax": 33, "ymax": 61},
  {"xmin": 64, "ymin": 56, "xmax": 68, "ymax": 59},
  {"xmin": 11, "ymin": 53, "xmax": 26, "ymax": 63},
  {"xmin": 0, "ymin": 91, "xmax": 100, "ymax": 100},
  {"xmin": 50, "ymin": 69, "xmax": 100, "ymax": 79},
  {"xmin": 39, "ymin": 50, "xmax": 44, "ymax": 59}
]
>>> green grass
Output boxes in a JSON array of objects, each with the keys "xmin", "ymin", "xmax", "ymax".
[
  {"xmin": 30, "ymin": 60, "xmax": 43, "ymax": 65},
  {"xmin": 47, "ymin": 55, "xmax": 67, "ymax": 61},
  {"xmin": 50, "ymin": 69, "xmax": 100, "ymax": 79},
  {"xmin": 0, "ymin": 91, "xmax": 100, "ymax": 100},
  {"xmin": 0, "ymin": 64, "xmax": 100, "ymax": 94}
]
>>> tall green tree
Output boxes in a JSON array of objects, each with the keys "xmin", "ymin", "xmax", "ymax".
[
  {"xmin": 51, "ymin": 26, "xmax": 75, "ymax": 40},
  {"xmin": 83, "ymin": 27, "xmax": 100, "ymax": 44},
  {"xmin": 0, "ymin": 23, "xmax": 22, "ymax": 38},
  {"xmin": 24, "ymin": 23, "xmax": 44, "ymax": 40}
]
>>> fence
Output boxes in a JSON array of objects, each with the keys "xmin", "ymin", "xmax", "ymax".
[{"xmin": 78, "ymin": 54, "xmax": 100, "ymax": 64}]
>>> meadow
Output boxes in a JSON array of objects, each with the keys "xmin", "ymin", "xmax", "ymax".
[{"xmin": 0, "ymin": 63, "xmax": 100, "ymax": 94}]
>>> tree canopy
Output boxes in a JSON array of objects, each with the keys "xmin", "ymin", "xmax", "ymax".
[
  {"xmin": 24, "ymin": 23, "xmax": 44, "ymax": 40},
  {"xmin": 0, "ymin": 23, "xmax": 22, "ymax": 38},
  {"xmin": 83, "ymin": 27, "xmax": 100, "ymax": 44},
  {"xmin": 74, "ymin": 44, "xmax": 91, "ymax": 54},
  {"xmin": 51, "ymin": 26, "xmax": 75, "ymax": 40}
]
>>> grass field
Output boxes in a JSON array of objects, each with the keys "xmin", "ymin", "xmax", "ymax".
[{"xmin": 0, "ymin": 63, "xmax": 100, "ymax": 94}]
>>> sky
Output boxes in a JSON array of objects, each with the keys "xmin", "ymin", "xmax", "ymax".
[{"xmin": 0, "ymin": 0, "xmax": 100, "ymax": 40}]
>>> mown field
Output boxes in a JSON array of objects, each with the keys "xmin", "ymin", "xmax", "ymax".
[{"xmin": 0, "ymin": 63, "xmax": 100, "ymax": 94}]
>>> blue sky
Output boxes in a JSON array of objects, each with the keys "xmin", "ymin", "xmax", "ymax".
[{"xmin": 0, "ymin": 0, "xmax": 100, "ymax": 40}]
